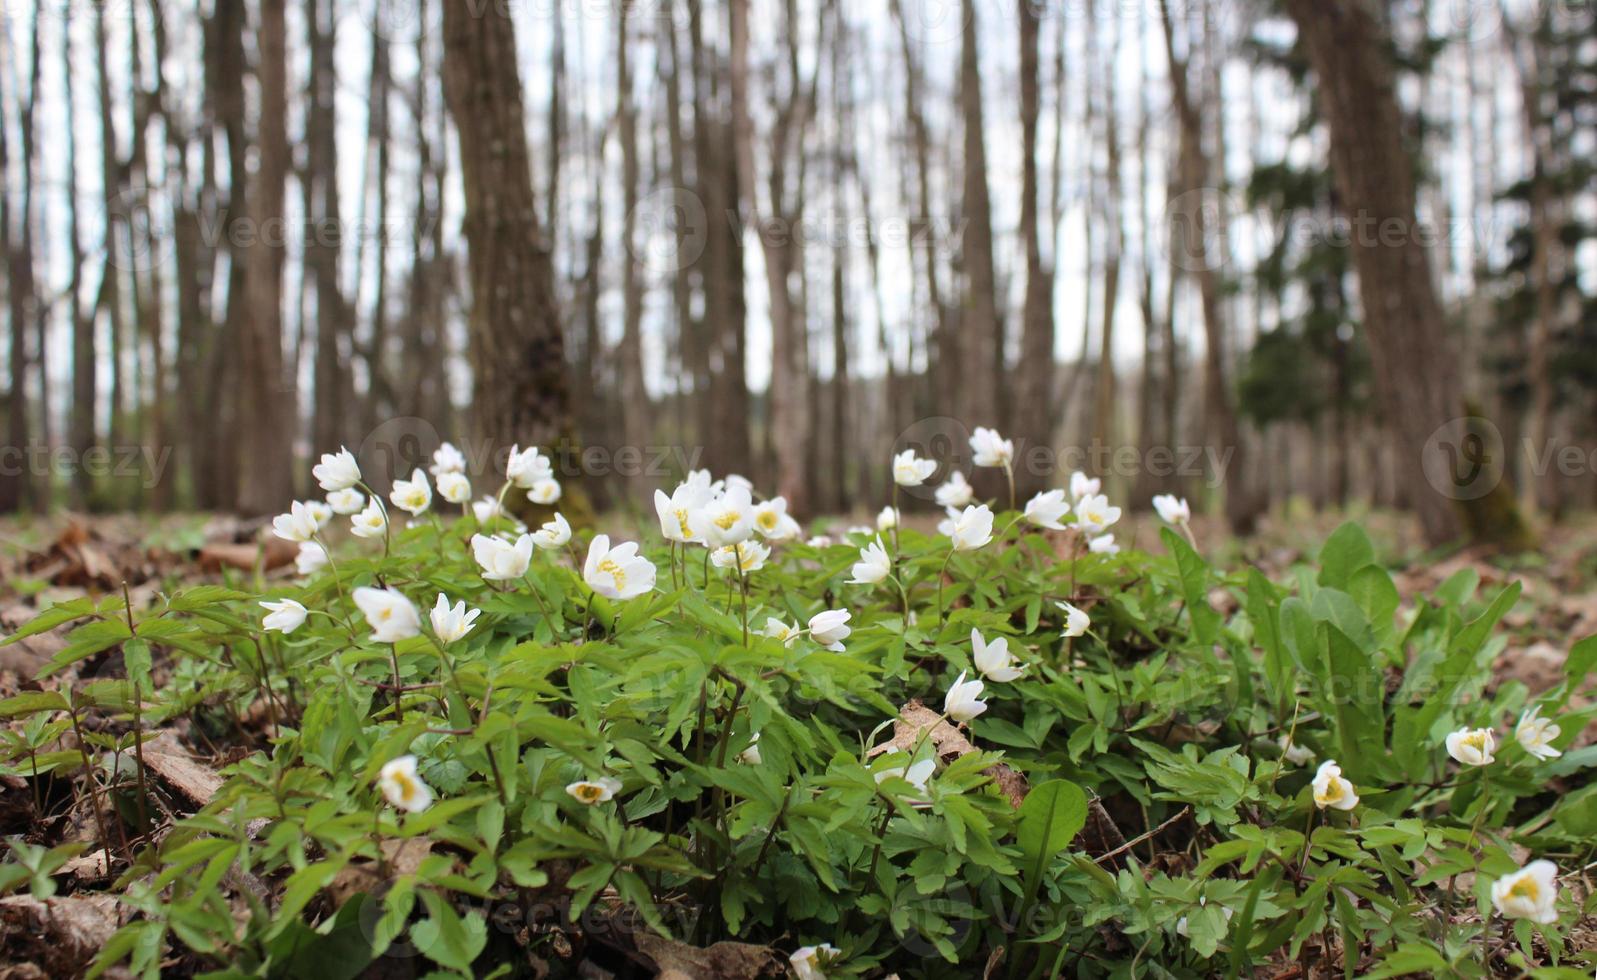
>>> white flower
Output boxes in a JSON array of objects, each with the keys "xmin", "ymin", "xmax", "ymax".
[
  {"xmin": 430, "ymin": 594, "xmax": 481, "ymax": 645},
  {"xmin": 1023, "ymin": 490, "xmax": 1070, "ymax": 530},
  {"xmin": 876, "ymin": 506, "xmax": 898, "ymax": 531},
  {"xmin": 353, "ymin": 587, "xmax": 422, "ymax": 643},
  {"xmin": 378, "ymin": 755, "xmax": 433, "ymax": 812},
  {"xmin": 1311, "ymin": 759, "xmax": 1359, "ymax": 811},
  {"xmin": 350, "ymin": 501, "xmax": 387, "ymax": 538},
  {"xmin": 947, "ymin": 504, "xmax": 995, "ymax": 551},
  {"xmin": 725, "ymin": 473, "xmax": 754, "ymax": 494},
  {"xmin": 326, "ymin": 487, "xmax": 366, "ymax": 515},
  {"xmin": 752, "ymin": 497, "xmax": 802, "ymax": 541},
  {"xmin": 1057, "ymin": 601, "xmax": 1090, "ymax": 638},
  {"xmin": 935, "ymin": 471, "xmax": 974, "ymax": 509},
  {"xmin": 1074, "ymin": 493, "xmax": 1121, "ymax": 535},
  {"xmin": 1446, "ymin": 727, "xmax": 1497, "ymax": 767},
  {"xmin": 655, "ymin": 484, "xmax": 710, "ymax": 544},
  {"xmin": 763, "ymin": 618, "xmax": 799, "ymax": 645},
  {"xmin": 969, "ymin": 426, "xmax": 1013, "ymax": 468},
  {"xmin": 527, "ymin": 478, "xmax": 562, "ymax": 505},
  {"xmin": 808, "ymin": 609, "xmax": 852, "ymax": 651},
  {"xmin": 874, "ymin": 756, "xmax": 936, "ymax": 799},
  {"xmin": 390, "ymin": 468, "xmax": 432, "ymax": 516},
  {"xmin": 806, "ymin": 534, "xmax": 834, "ymax": 548},
  {"xmin": 272, "ymin": 501, "xmax": 321, "ymax": 543},
  {"xmin": 712, "ymin": 540, "xmax": 770, "ymax": 574},
  {"xmin": 584, "ymin": 535, "xmax": 656, "ymax": 599},
  {"xmin": 313, "ymin": 447, "xmax": 361, "ymax": 492},
  {"xmin": 789, "ymin": 944, "xmax": 839, "ymax": 980},
  {"xmin": 1069, "ymin": 471, "xmax": 1100, "ymax": 502},
  {"xmin": 436, "ymin": 471, "xmax": 472, "ymax": 505},
  {"xmin": 936, "ymin": 506, "xmax": 960, "ymax": 537},
  {"xmin": 1279, "ymin": 736, "xmax": 1315, "ymax": 766},
  {"xmin": 295, "ymin": 542, "xmax": 329, "ymax": 577},
  {"xmin": 943, "ymin": 670, "xmax": 988, "ymax": 722},
  {"xmin": 849, "ymin": 536, "xmax": 892, "ymax": 585},
  {"xmin": 430, "ymin": 442, "xmax": 466, "ymax": 476},
  {"xmin": 471, "ymin": 532, "xmax": 535, "ymax": 581},
  {"xmin": 566, "ymin": 777, "xmax": 623, "ymax": 805},
  {"xmin": 303, "ymin": 500, "xmax": 334, "ymax": 530},
  {"xmin": 532, "ymin": 513, "xmax": 572, "ymax": 550},
  {"xmin": 1490, "ymin": 859, "xmax": 1560, "ymax": 924},
  {"xmin": 972, "ymin": 629, "xmax": 1024, "ymax": 682},
  {"xmin": 892, "ymin": 449, "xmax": 937, "ymax": 487},
  {"xmin": 472, "ymin": 495, "xmax": 505, "ymax": 524},
  {"xmin": 260, "ymin": 598, "xmax": 308, "ymax": 634},
  {"xmin": 1152, "ymin": 494, "xmax": 1192, "ymax": 525},
  {"xmin": 1089, "ymin": 533, "xmax": 1120, "ymax": 555},
  {"xmin": 738, "ymin": 734, "xmax": 762, "ymax": 765},
  {"xmin": 691, "ymin": 486, "xmax": 755, "ymax": 547},
  {"xmin": 506, "ymin": 444, "xmax": 553, "ymax": 489},
  {"xmin": 1515, "ymin": 706, "xmax": 1562, "ymax": 761}
]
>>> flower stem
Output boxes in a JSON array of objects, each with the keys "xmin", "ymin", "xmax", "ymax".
[{"xmin": 935, "ymin": 548, "xmax": 958, "ymax": 627}]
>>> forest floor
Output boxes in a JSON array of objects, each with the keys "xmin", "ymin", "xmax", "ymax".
[{"xmin": 4, "ymin": 505, "xmax": 1596, "ymax": 709}]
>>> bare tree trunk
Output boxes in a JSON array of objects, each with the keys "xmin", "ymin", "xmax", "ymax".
[
  {"xmin": 957, "ymin": 0, "xmax": 1002, "ymax": 431},
  {"xmin": 234, "ymin": 0, "xmax": 294, "ymax": 515},
  {"xmin": 688, "ymin": 0, "xmax": 751, "ymax": 479},
  {"xmin": 306, "ymin": 0, "xmax": 352, "ymax": 461},
  {"xmin": 1013, "ymin": 0, "xmax": 1055, "ymax": 497},
  {"xmin": 616, "ymin": 3, "xmax": 649, "ymax": 497},
  {"xmin": 94, "ymin": 0, "xmax": 128, "ymax": 466},
  {"xmin": 64, "ymin": 13, "xmax": 94, "ymax": 508},
  {"xmin": 442, "ymin": 2, "xmax": 574, "ymax": 469},
  {"xmin": 0, "ymin": 16, "xmax": 31, "ymax": 513},
  {"xmin": 1284, "ymin": 0, "xmax": 1528, "ymax": 547},
  {"xmin": 1093, "ymin": 5, "xmax": 1124, "ymax": 470},
  {"xmin": 1161, "ymin": 0, "xmax": 1257, "ymax": 532}
]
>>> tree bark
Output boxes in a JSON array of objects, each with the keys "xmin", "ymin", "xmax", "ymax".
[
  {"xmin": 1284, "ymin": 0, "xmax": 1528, "ymax": 547},
  {"xmin": 306, "ymin": 0, "xmax": 353, "ymax": 462},
  {"xmin": 233, "ymin": 0, "xmax": 293, "ymax": 515},
  {"xmin": 616, "ymin": 2, "xmax": 650, "ymax": 497},
  {"xmin": 442, "ymin": 2, "xmax": 573, "ymax": 467},
  {"xmin": 63, "ymin": 12, "xmax": 94, "ymax": 508},
  {"xmin": 1013, "ymin": 0, "xmax": 1056, "ymax": 497},
  {"xmin": 957, "ymin": 0, "xmax": 1002, "ymax": 431}
]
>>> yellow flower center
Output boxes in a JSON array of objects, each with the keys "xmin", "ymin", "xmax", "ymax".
[
  {"xmin": 757, "ymin": 512, "xmax": 777, "ymax": 530},
  {"xmin": 675, "ymin": 509, "xmax": 692, "ymax": 536},
  {"xmin": 392, "ymin": 772, "xmax": 416, "ymax": 802},
  {"xmin": 598, "ymin": 558, "xmax": 626, "ymax": 590},
  {"xmin": 1317, "ymin": 780, "xmax": 1344, "ymax": 804},
  {"xmin": 574, "ymin": 783, "xmax": 603, "ymax": 803},
  {"xmin": 714, "ymin": 510, "xmax": 741, "ymax": 530},
  {"xmin": 1507, "ymin": 876, "xmax": 1539, "ymax": 902}
]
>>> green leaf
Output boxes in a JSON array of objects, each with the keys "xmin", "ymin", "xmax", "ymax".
[
  {"xmin": 1317, "ymin": 522, "xmax": 1376, "ymax": 590},
  {"xmin": 1162, "ymin": 529, "xmax": 1219, "ymax": 648},
  {"xmin": 0, "ymin": 598, "xmax": 97, "ymax": 645},
  {"xmin": 412, "ymin": 889, "xmax": 487, "ymax": 973},
  {"xmin": 1015, "ymin": 779, "xmax": 1088, "ymax": 904}
]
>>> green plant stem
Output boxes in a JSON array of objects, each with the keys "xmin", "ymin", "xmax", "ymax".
[
  {"xmin": 388, "ymin": 643, "xmax": 405, "ymax": 722},
  {"xmin": 1003, "ymin": 461, "xmax": 1015, "ymax": 513},
  {"xmin": 935, "ymin": 548, "xmax": 958, "ymax": 627},
  {"xmin": 1466, "ymin": 766, "xmax": 1490, "ymax": 852},
  {"xmin": 121, "ymin": 582, "xmax": 149, "ymax": 837},
  {"xmin": 68, "ymin": 699, "xmax": 116, "ymax": 862},
  {"xmin": 356, "ymin": 480, "xmax": 394, "ymax": 562}
]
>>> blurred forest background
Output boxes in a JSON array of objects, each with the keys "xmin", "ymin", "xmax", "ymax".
[{"xmin": 0, "ymin": 0, "xmax": 1593, "ymax": 546}]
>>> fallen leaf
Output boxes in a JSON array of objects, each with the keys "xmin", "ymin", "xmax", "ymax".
[
  {"xmin": 634, "ymin": 932, "xmax": 779, "ymax": 979},
  {"xmin": 0, "ymin": 894, "xmax": 121, "ymax": 975}
]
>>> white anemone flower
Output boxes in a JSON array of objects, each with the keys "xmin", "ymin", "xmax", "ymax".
[
  {"xmin": 389, "ymin": 469, "xmax": 432, "ymax": 516},
  {"xmin": 326, "ymin": 487, "xmax": 366, "ymax": 515},
  {"xmin": 1311, "ymin": 759, "xmax": 1359, "ymax": 811},
  {"xmin": 969, "ymin": 426, "xmax": 1013, "ymax": 468},
  {"xmin": 947, "ymin": 504, "xmax": 995, "ymax": 551},
  {"xmin": 807, "ymin": 609, "xmax": 852, "ymax": 651},
  {"xmin": 1023, "ymin": 489, "xmax": 1070, "ymax": 530},
  {"xmin": 260, "ymin": 598, "xmax": 308, "ymax": 634},
  {"xmin": 584, "ymin": 535, "xmax": 657, "ymax": 599},
  {"xmin": 1445, "ymin": 727, "xmax": 1498, "ymax": 767},
  {"xmin": 1490, "ymin": 859, "xmax": 1560, "ymax": 924},
  {"xmin": 378, "ymin": 755, "xmax": 433, "ymax": 812},
  {"xmin": 943, "ymin": 671, "xmax": 988, "ymax": 722},
  {"xmin": 471, "ymin": 532, "xmax": 535, "ymax": 581},
  {"xmin": 353, "ymin": 587, "xmax": 422, "ymax": 643},
  {"xmin": 935, "ymin": 471, "xmax": 974, "ymax": 508},
  {"xmin": 532, "ymin": 513, "xmax": 572, "ymax": 550},
  {"xmin": 566, "ymin": 777, "xmax": 624, "ymax": 805},
  {"xmin": 971, "ymin": 629, "xmax": 1024, "ymax": 682},
  {"xmin": 430, "ymin": 594, "xmax": 481, "ymax": 645},
  {"xmin": 891, "ymin": 449, "xmax": 936, "ymax": 487},
  {"xmin": 849, "ymin": 536, "xmax": 892, "ymax": 585},
  {"xmin": 752, "ymin": 497, "xmax": 802, "ymax": 541},
  {"xmin": 313, "ymin": 447, "xmax": 361, "ymax": 492}
]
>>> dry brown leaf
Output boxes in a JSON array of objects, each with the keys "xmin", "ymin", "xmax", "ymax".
[
  {"xmin": 869, "ymin": 699, "xmax": 1030, "ymax": 808},
  {"xmin": 634, "ymin": 932, "xmax": 779, "ymax": 979},
  {"xmin": 324, "ymin": 837, "xmax": 435, "ymax": 909},
  {"xmin": 58, "ymin": 848, "xmax": 113, "ymax": 884}
]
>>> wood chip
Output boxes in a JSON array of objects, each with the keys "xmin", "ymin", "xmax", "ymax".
[
  {"xmin": 141, "ymin": 737, "xmax": 224, "ymax": 809},
  {"xmin": 0, "ymin": 894, "xmax": 122, "ymax": 976},
  {"xmin": 633, "ymin": 933, "xmax": 779, "ymax": 979}
]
